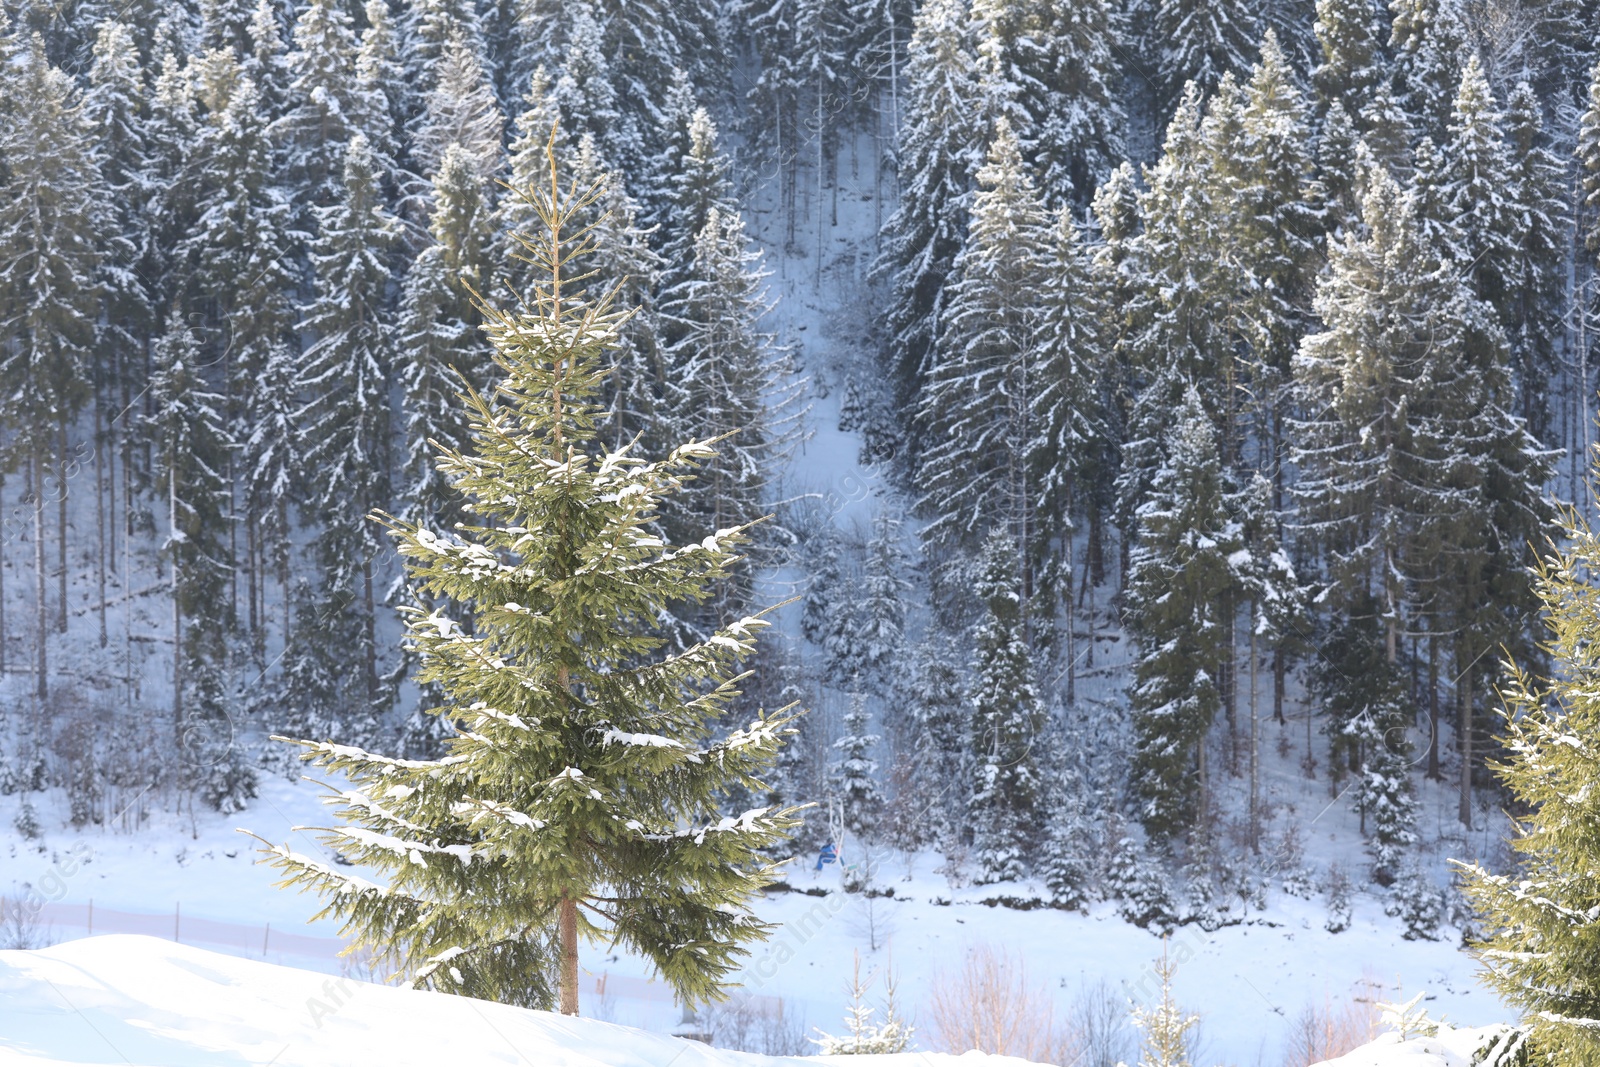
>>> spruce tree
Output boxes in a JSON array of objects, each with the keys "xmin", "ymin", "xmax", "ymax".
[
  {"xmin": 1126, "ymin": 387, "xmax": 1238, "ymax": 840},
  {"xmin": 1153, "ymin": 0, "xmax": 1257, "ymax": 107},
  {"xmin": 398, "ymin": 144, "xmax": 495, "ymax": 528},
  {"xmin": 967, "ymin": 529, "xmax": 1045, "ymax": 883},
  {"xmin": 0, "ymin": 34, "xmax": 107, "ymax": 667},
  {"xmin": 275, "ymin": 0, "xmax": 363, "ymax": 211},
  {"xmin": 873, "ymin": 0, "xmax": 984, "ymax": 404},
  {"xmin": 298, "ymin": 133, "xmax": 401, "ymax": 711},
  {"xmin": 1501, "ymin": 81, "xmax": 1568, "ymax": 442},
  {"xmin": 148, "ymin": 310, "xmax": 235, "ymax": 756},
  {"xmin": 414, "ymin": 30, "xmax": 505, "ymax": 182},
  {"xmin": 1463, "ymin": 496, "xmax": 1600, "ymax": 1065},
  {"xmin": 918, "ymin": 118, "xmax": 1050, "ymax": 594},
  {"xmin": 1312, "ymin": 0, "xmax": 1382, "ymax": 112},
  {"xmin": 257, "ymin": 142, "xmax": 800, "ymax": 1016},
  {"xmin": 658, "ymin": 202, "xmax": 795, "ymax": 623},
  {"xmin": 831, "ymin": 691, "xmax": 884, "ymax": 844}
]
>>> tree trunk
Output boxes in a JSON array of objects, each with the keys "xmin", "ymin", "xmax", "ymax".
[
  {"xmin": 1426, "ymin": 632, "xmax": 1440, "ymax": 781},
  {"xmin": 363, "ymin": 559, "xmax": 378, "ymax": 705},
  {"xmin": 1458, "ymin": 663, "xmax": 1472, "ymax": 828},
  {"xmin": 171, "ymin": 456, "xmax": 183, "ymax": 754},
  {"xmin": 96, "ymin": 400, "xmax": 107, "ymax": 648},
  {"xmin": 558, "ymin": 897, "xmax": 579, "ymax": 1016},
  {"xmin": 1248, "ymin": 611, "xmax": 1259, "ymax": 853},
  {"xmin": 57, "ymin": 420, "xmax": 68, "ymax": 633},
  {"xmin": 33, "ymin": 448, "xmax": 48, "ymax": 701}
]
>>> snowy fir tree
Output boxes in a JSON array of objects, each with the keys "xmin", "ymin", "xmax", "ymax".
[
  {"xmin": 966, "ymin": 529, "xmax": 1045, "ymax": 884},
  {"xmin": 297, "ymin": 133, "xmax": 400, "ymax": 708},
  {"xmin": 257, "ymin": 146, "xmax": 799, "ymax": 1016},
  {"xmin": 830, "ymin": 691, "xmax": 884, "ymax": 844},
  {"xmin": 148, "ymin": 310, "xmax": 234, "ymax": 756},
  {"xmin": 811, "ymin": 955, "xmax": 913, "ymax": 1054},
  {"xmin": 398, "ymin": 144, "xmax": 495, "ymax": 528},
  {"xmin": 1463, "ymin": 492, "xmax": 1600, "ymax": 1064},
  {"xmin": 1126, "ymin": 387, "xmax": 1238, "ymax": 840},
  {"xmin": 919, "ymin": 118, "xmax": 1050, "ymax": 602},
  {"xmin": 874, "ymin": 0, "xmax": 985, "ymax": 401}
]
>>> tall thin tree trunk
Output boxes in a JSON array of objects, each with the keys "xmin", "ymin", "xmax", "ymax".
[
  {"xmin": 1224, "ymin": 588, "xmax": 1238, "ymax": 776},
  {"xmin": 558, "ymin": 897, "xmax": 579, "ymax": 1015},
  {"xmin": 96, "ymin": 400, "xmax": 107, "ymax": 648},
  {"xmin": 1426, "ymin": 630, "xmax": 1440, "ymax": 780},
  {"xmin": 1248, "ymin": 613, "xmax": 1259, "ymax": 853},
  {"xmin": 363, "ymin": 560, "xmax": 378, "ymax": 704},
  {"xmin": 1458, "ymin": 661, "xmax": 1472, "ymax": 828},
  {"xmin": 171, "ymin": 454, "xmax": 183, "ymax": 752},
  {"xmin": 57, "ymin": 420, "xmax": 68, "ymax": 633},
  {"xmin": 33, "ymin": 449, "xmax": 47, "ymax": 700}
]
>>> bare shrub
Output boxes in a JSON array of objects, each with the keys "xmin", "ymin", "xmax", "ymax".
[
  {"xmin": 927, "ymin": 944, "xmax": 1056, "ymax": 1060},
  {"xmin": 1282, "ymin": 982, "xmax": 1383, "ymax": 1067},
  {"xmin": 1056, "ymin": 980, "xmax": 1137, "ymax": 1067},
  {"xmin": 0, "ymin": 895, "xmax": 51, "ymax": 950},
  {"xmin": 704, "ymin": 996, "xmax": 809, "ymax": 1056}
]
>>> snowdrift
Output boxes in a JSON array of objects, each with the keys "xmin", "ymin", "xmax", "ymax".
[
  {"xmin": 1313, "ymin": 1025, "xmax": 1522, "ymax": 1067},
  {"xmin": 0, "ymin": 934, "xmax": 1041, "ymax": 1066}
]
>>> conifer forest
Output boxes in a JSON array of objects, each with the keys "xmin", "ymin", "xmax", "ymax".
[{"xmin": 5, "ymin": 0, "xmax": 1600, "ymax": 1055}]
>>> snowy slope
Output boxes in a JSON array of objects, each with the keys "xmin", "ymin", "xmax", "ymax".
[{"xmin": 0, "ymin": 935, "xmax": 1047, "ymax": 1067}]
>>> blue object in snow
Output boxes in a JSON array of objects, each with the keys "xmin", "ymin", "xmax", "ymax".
[{"xmin": 814, "ymin": 842, "xmax": 837, "ymax": 870}]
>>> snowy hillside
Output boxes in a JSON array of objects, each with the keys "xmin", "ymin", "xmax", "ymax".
[{"xmin": 0, "ymin": 934, "xmax": 1047, "ymax": 1067}]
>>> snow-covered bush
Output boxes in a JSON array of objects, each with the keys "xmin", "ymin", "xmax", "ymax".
[
  {"xmin": 13, "ymin": 800, "xmax": 41, "ymax": 840},
  {"xmin": 1324, "ymin": 863, "xmax": 1353, "ymax": 934},
  {"xmin": 199, "ymin": 749, "xmax": 259, "ymax": 815},
  {"xmin": 1107, "ymin": 839, "xmax": 1178, "ymax": 933},
  {"xmin": 1385, "ymin": 866, "xmax": 1445, "ymax": 941}
]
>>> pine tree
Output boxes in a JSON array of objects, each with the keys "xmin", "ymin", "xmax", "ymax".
[
  {"xmin": 298, "ymin": 133, "xmax": 401, "ymax": 712},
  {"xmin": 873, "ymin": 0, "xmax": 985, "ymax": 404},
  {"xmin": 148, "ymin": 310, "xmax": 235, "ymax": 755},
  {"xmin": 1126, "ymin": 387, "xmax": 1238, "ymax": 840},
  {"xmin": 256, "ymin": 151, "xmax": 799, "ymax": 1015},
  {"xmin": 968, "ymin": 0, "xmax": 1123, "ymax": 204},
  {"xmin": 1500, "ymin": 81, "xmax": 1568, "ymax": 442},
  {"xmin": 398, "ymin": 144, "xmax": 495, "ymax": 528},
  {"xmin": 1463, "ymin": 494, "xmax": 1600, "ymax": 1064},
  {"xmin": 0, "ymin": 34, "xmax": 107, "ymax": 677},
  {"xmin": 1388, "ymin": 0, "xmax": 1466, "ymax": 137},
  {"xmin": 1312, "ymin": 0, "xmax": 1382, "ymax": 112},
  {"xmin": 831, "ymin": 691, "xmax": 884, "ymax": 843},
  {"xmin": 658, "ymin": 203, "xmax": 795, "ymax": 623},
  {"xmin": 274, "ymin": 0, "xmax": 363, "ymax": 211},
  {"xmin": 918, "ymin": 119, "xmax": 1051, "ymax": 595},
  {"xmin": 967, "ymin": 529, "xmax": 1045, "ymax": 883},
  {"xmin": 414, "ymin": 30, "xmax": 505, "ymax": 182},
  {"xmin": 1153, "ymin": 0, "xmax": 1257, "ymax": 107}
]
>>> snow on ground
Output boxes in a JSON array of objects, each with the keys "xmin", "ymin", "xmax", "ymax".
[
  {"xmin": 3, "ymin": 768, "xmax": 1510, "ymax": 1066},
  {"xmin": 0, "ymin": 934, "xmax": 1046, "ymax": 1067}
]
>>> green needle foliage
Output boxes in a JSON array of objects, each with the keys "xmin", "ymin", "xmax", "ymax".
[
  {"xmin": 253, "ymin": 132, "xmax": 801, "ymax": 1016},
  {"xmin": 1461, "ymin": 485, "xmax": 1600, "ymax": 1064}
]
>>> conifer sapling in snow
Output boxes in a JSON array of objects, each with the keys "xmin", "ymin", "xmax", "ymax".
[{"xmin": 254, "ymin": 136, "xmax": 801, "ymax": 1016}]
